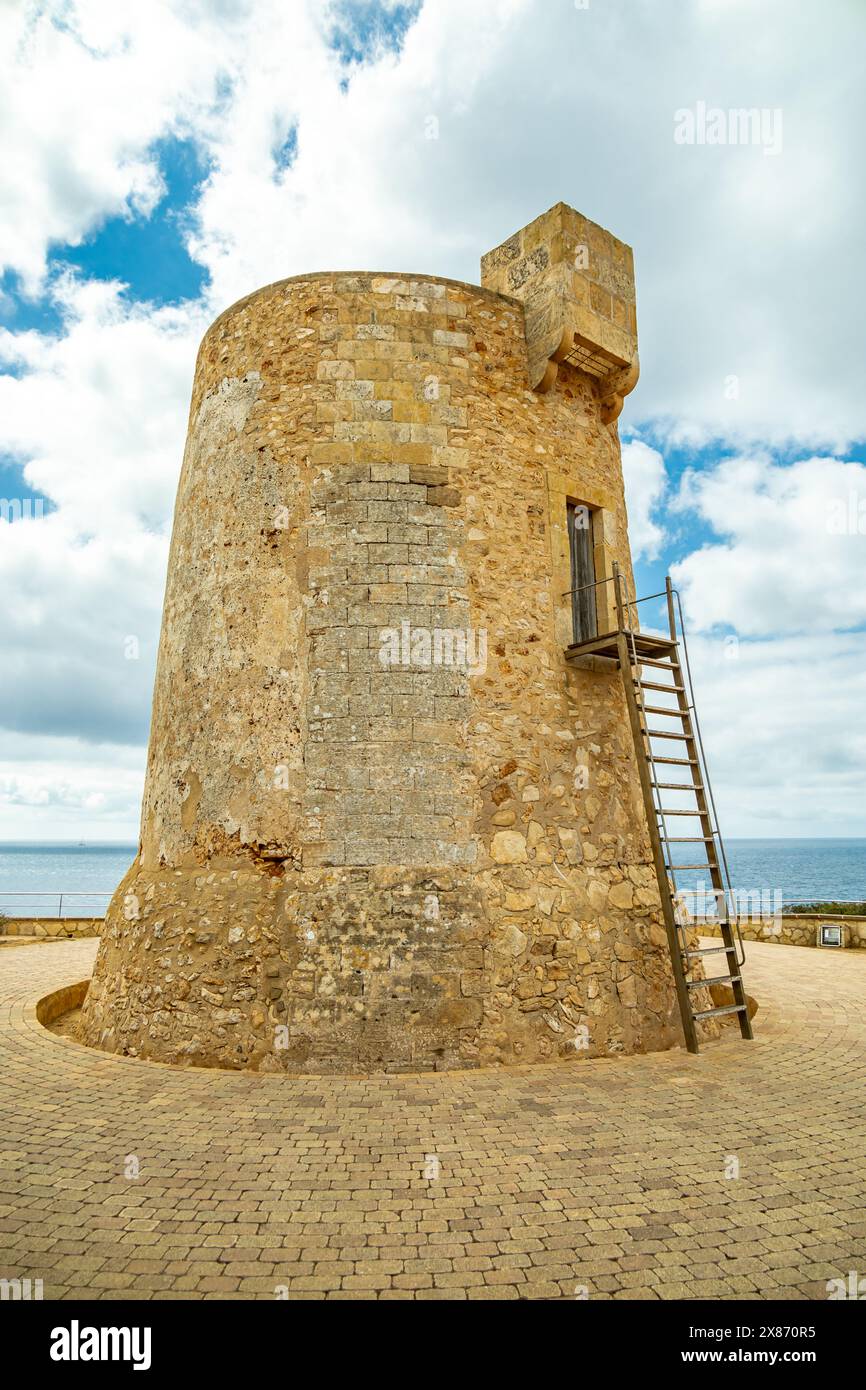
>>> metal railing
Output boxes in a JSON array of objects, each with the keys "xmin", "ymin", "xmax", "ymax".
[
  {"xmin": 560, "ymin": 571, "xmax": 674, "ymax": 642},
  {"xmin": 0, "ymin": 892, "xmax": 112, "ymax": 920}
]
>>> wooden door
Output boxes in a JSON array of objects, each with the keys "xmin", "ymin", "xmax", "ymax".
[{"xmin": 567, "ymin": 502, "xmax": 597, "ymax": 643}]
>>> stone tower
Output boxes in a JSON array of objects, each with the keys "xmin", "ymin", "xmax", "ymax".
[{"xmin": 80, "ymin": 202, "xmax": 685, "ymax": 1073}]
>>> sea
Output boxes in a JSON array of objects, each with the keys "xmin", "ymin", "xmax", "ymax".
[
  {"xmin": 0, "ymin": 838, "xmax": 864, "ymax": 918},
  {"xmin": 0, "ymin": 842, "xmax": 137, "ymax": 918}
]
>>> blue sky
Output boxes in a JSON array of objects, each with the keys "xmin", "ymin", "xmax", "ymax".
[
  {"xmin": 53, "ymin": 136, "xmax": 211, "ymax": 306},
  {"xmin": 0, "ymin": 0, "xmax": 865, "ymax": 840},
  {"xmin": 0, "ymin": 138, "xmax": 208, "ymax": 333}
]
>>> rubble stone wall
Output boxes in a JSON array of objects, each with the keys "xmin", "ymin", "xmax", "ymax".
[{"xmin": 700, "ymin": 914, "xmax": 866, "ymax": 950}]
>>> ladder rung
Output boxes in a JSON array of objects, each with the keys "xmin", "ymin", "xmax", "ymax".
[
  {"xmin": 693, "ymin": 1003, "xmax": 747, "ymax": 1020},
  {"xmin": 644, "ymin": 728, "xmax": 690, "ymax": 740},
  {"xmin": 659, "ymin": 808, "xmax": 705, "ymax": 815},
  {"xmin": 638, "ymin": 680, "xmax": 685, "ymax": 693},
  {"xmin": 652, "ymin": 780, "xmax": 704, "ymax": 789},
  {"xmin": 651, "ymin": 757, "xmax": 699, "ymax": 766},
  {"xmin": 641, "ymin": 703, "xmax": 687, "ymax": 717},
  {"xmin": 636, "ymin": 656, "xmax": 677, "ymax": 669},
  {"xmin": 665, "ymin": 835, "xmax": 715, "ymax": 842},
  {"xmin": 666, "ymin": 862, "xmax": 710, "ymax": 870},
  {"xmin": 683, "ymin": 945, "xmax": 735, "ymax": 957},
  {"xmin": 686, "ymin": 974, "xmax": 740, "ymax": 989}
]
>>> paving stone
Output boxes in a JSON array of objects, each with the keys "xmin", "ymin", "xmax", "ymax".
[{"xmin": 1, "ymin": 937, "xmax": 864, "ymax": 1300}]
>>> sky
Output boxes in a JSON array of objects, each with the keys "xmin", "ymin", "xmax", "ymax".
[{"xmin": 0, "ymin": 0, "xmax": 864, "ymax": 842}]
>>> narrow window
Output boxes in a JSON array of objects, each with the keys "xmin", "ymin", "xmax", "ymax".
[{"xmin": 567, "ymin": 502, "xmax": 597, "ymax": 643}]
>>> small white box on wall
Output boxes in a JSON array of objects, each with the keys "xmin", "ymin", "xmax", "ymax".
[{"xmin": 816, "ymin": 922, "xmax": 849, "ymax": 949}]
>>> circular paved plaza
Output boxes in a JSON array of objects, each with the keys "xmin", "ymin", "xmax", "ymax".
[{"xmin": 1, "ymin": 937, "xmax": 864, "ymax": 1299}]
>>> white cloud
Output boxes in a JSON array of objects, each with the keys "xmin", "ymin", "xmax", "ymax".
[
  {"xmin": 185, "ymin": 0, "xmax": 529, "ymax": 310},
  {"xmin": 667, "ymin": 453, "xmax": 866, "ymax": 835},
  {"xmin": 5, "ymin": 0, "xmax": 866, "ymax": 438},
  {"xmin": 1, "ymin": 0, "xmax": 865, "ymax": 840},
  {"xmin": 0, "ymin": 0, "xmax": 243, "ymax": 291},
  {"xmin": 0, "ymin": 731, "xmax": 144, "ymax": 839},
  {"xmin": 622, "ymin": 439, "xmax": 667, "ymax": 560},
  {"xmin": 678, "ymin": 631, "xmax": 866, "ymax": 838},
  {"xmin": 671, "ymin": 455, "xmax": 866, "ymax": 636},
  {"xmin": 0, "ymin": 277, "xmax": 200, "ymax": 781},
  {"xmin": 0, "ymin": 274, "xmax": 205, "ymax": 531},
  {"xmin": 0, "ymin": 510, "xmax": 166, "ymax": 744},
  {"xmin": 175, "ymin": 0, "xmax": 866, "ymax": 450}
]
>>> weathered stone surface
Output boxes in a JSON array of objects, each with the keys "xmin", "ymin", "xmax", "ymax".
[
  {"xmin": 609, "ymin": 880, "xmax": 635, "ymax": 910},
  {"xmin": 79, "ymin": 203, "xmax": 692, "ymax": 1073},
  {"xmin": 490, "ymin": 832, "xmax": 528, "ymax": 865},
  {"xmin": 496, "ymin": 924, "xmax": 529, "ymax": 958}
]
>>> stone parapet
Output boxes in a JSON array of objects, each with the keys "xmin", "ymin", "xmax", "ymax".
[
  {"xmin": 697, "ymin": 914, "xmax": 866, "ymax": 950},
  {"xmin": 1, "ymin": 918, "xmax": 103, "ymax": 939}
]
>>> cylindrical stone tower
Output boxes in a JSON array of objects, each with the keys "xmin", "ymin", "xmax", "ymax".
[{"xmin": 80, "ymin": 202, "xmax": 691, "ymax": 1072}]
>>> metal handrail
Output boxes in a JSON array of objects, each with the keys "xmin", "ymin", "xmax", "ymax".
[
  {"xmin": 560, "ymin": 574, "xmax": 617, "ymax": 600},
  {"xmin": 617, "ymin": 572, "xmax": 690, "ymax": 935},
  {"xmin": 609, "ymin": 567, "xmax": 747, "ymax": 968},
  {"xmin": 560, "ymin": 575, "xmax": 671, "ymax": 607},
  {"xmin": 0, "ymin": 891, "xmax": 111, "ymax": 920},
  {"xmin": 668, "ymin": 585, "xmax": 747, "ymax": 967}
]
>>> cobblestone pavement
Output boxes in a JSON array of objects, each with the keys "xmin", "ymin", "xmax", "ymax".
[{"xmin": 1, "ymin": 937, "xmax": 865, "ymax": 1300}]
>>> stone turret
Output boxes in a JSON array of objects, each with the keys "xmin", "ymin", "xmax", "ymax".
[
  {"xmin": 80, "ymin": 202, "xmax": 681, "ymax": 1073},
  {"xmin": 481, "ymin": 201, "xmax": 639, "ymax": 415}
]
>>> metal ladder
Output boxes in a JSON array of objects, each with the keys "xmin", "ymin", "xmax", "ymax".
[{"xmin": 612, "ymin": 563, "xmax": 752, "ymax": 1053}]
